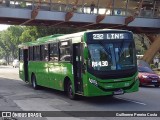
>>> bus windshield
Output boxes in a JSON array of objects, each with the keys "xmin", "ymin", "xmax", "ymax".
[{"xmin": 88, "ymin": 41, "xmax": 136, "ymax": 71}]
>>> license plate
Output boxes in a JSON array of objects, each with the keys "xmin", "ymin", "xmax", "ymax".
[
  {"xmin": 114, "ymin": 89, "xmax": 124, "ymax": 95},
  {"xmin": 152, "ymin": 80, "xmax": 157, "ymax": 82}
]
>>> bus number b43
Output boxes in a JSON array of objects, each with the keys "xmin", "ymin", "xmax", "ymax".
[{"xmin": 92, "ymin": 61, "xmax": 108, "ymax": 67}]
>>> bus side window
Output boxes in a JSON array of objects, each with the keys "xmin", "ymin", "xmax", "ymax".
[
  {"xmin": 59, "ymin": 41, "xmax": 71, "ymax": 62},
  {"xmin": 19, "ymin": 48, "xmax": 23, "ymax": 61},
  {"xmin": 41, "ymin": 44, "xmax": 48, "ymax": 61},
  {"xmin": 60, "ymin": 47, "xmax": 71, "ymax": 61},
  {"xmin": 29, "ymin": 47, "xmax": 33, "ymax": 61},
  {"xmin": 49, "ymin": 43, "xmax": 58, "ymax": 61},
  {"xmin": 34, "ymin": 46, "xmax": 40, "ymax": 61}
]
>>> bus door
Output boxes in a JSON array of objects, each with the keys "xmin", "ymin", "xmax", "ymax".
[
  {"xmin": 72, "ymin": 43, "xmax": 83, "ymax": 93},
  {"xmin": 23, "ymin": 49, "xmax": 28, "ymax": 82}
]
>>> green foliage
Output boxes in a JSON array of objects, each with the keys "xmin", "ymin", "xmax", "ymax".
[
  {"xmin": 0, "ymin": 30, "xmax": 12, "ymax": 61},
  {"xmin": 134, "ymin": 34, "xmax": 146, "ymax": 55},
  {"xmin": 0, "ymin": 26, "xmax": 24, "ymax": 60},
  {"xmin": 20, "ymin": 26, "xmax": 38, "ymax": 42},
  {"xmin": 150, "ymin": 64, "xmax": 156, "ymax": 69},
  {"xmin": 0, "ymin": 25, "xmax": 79, "ymax": 61}
]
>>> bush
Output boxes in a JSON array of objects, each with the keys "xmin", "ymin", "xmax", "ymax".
[{"xmin": 150, "ymin": 64, "xmax": 156, "ymax": 69}]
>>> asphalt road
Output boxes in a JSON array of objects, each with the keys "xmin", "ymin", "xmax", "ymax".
[{"xmin": 0, "ymin": 65, "xmax": 160, "ymax": 120}]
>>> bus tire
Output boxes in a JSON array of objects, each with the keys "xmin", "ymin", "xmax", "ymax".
[
  {"xmin": 67, "ymin": 80, "xmax": 77, "ymax": 100},
  {"xmin": 31, "ymin": 74, "xmax": 39, "ymax": 90}
]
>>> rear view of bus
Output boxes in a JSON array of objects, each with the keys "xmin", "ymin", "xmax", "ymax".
[{"xmin": 82, "ymin": 30, "xmax": 139, "ymax": 97}]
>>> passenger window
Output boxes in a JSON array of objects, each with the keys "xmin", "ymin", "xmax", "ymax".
[
  {"xmin": 34, "ymin": 46, "xmax": 40, "ymax": 61},
  {"xmin": 41, "ymin": 45, "xmax": 49, "ymax": 61},
  {"xmin": 19, "ymin": 49, "xmax": 23, "ymax": 61},
  {"xmin": 29, "ymin": 47, "xmax": 33, "ymax": 61},
  {"xmin": 49, "ymin": 43, "xmax": 58, "ymax": 61},
  {"xmin": 59, "ymin": 41, "xmax": 71, "ymax": 62}
]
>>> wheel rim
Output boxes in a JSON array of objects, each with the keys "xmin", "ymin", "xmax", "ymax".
[
  {"xmin": 69, "ymin": 84, "xmax": 73, "ymax": 97},
  {"xmin": 32, "ymin": 77, "xmax": 36, "ymax": 88},
  {"xmin": 68, "ymin": 82, "xmax": 74, "ymax": 98},
  {"xmin": 33, "ymin": 80, "xmax": 36, "ymax": 88}
]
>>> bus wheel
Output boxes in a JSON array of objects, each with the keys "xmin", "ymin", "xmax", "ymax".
[
  {"xmin": 31, "ymin": 74, "xmax": 39, "ymax": 90},
  {"xmin": 67, "ymin": 81, "xmax": 76, "ymax": 100}
]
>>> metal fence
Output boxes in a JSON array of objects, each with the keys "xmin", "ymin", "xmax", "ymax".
[{"xmin": 0, "ymin": 0, "xmax": 159, "ymax": 18}]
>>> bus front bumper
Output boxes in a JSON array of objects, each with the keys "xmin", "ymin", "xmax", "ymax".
[{"xmin": 83, "ymin": 79, "xmax": 139, "ymax": 97}]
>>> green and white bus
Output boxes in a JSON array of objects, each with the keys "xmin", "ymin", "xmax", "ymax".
[{"xmin": 19, "ymin": 29, "xmax": 139, "ymax": 99}]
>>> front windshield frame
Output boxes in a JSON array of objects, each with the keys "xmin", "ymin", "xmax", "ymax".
[{"xmin": 87, "ymin": 40, "xmax": 137, "ymax": 72}]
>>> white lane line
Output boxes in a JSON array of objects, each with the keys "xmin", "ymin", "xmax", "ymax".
[{"xmin": 115, "ymin": 97, "xmax": 147, "ymax": 105}]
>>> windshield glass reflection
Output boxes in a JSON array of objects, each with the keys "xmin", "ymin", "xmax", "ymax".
[{"xmin": 88, "ymin": 41, "xmax": 136, "ymax": 71}]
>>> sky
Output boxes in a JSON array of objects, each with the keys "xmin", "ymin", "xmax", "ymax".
[{"xmin": 0, "ymin": 24, "xmax": 10, "ymax": 31}]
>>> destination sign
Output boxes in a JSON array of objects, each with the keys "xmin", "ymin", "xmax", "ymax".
[{"xmin": 91, "ymin": 33, "xmax": 130, "ymax": 40}]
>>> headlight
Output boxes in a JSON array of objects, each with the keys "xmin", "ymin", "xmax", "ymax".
[
  {"xmin": 142, "ymin": 75, "xmax": 148, "ymax": 78},
  {"xmin": 89, "ymin": 78, "xmax": 98, "ymax": 86}
]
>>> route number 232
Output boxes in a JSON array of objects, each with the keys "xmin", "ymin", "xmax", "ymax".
[{"xmin": 93, "ymin": 34, "xmax": 104, "ymax": 40}]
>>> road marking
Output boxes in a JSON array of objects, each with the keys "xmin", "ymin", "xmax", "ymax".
[{"xmin": 115, "ymin": 97, "xmax": 146, "ymax": 105}]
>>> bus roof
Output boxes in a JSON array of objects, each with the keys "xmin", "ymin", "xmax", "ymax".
[
  {"xmin": 18, "ymin": 29, "xmax": 132, "ymax": 48},
  {"xmin": 18, "ymin": 34, "xmax": 64, "ymax": 48}
]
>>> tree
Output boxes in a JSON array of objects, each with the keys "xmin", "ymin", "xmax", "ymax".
[
  {"xmin": 19, "ymin": 26, "xmax": 80, "ymax": 42},
  {"xmin": 7, "ymin": 26, "xmax": 24, "ymax": 59},
  {"xmin": 35, "ymin": 26, "xmax": 80, "ymax": 37},
  {"xmin": 0, "ymin": 31, "xmax": 12, "ymax": 63},
  {"xmin": 0, "ymin": 25, "xmax": 80, "ymax": 63},
  {"xmin": 0, "ymin": 26, "xmax": 24, "ymax": 63},
  {"xmin": 19, "ymin": 26, "xmax": 38, "ymax": 42}
]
